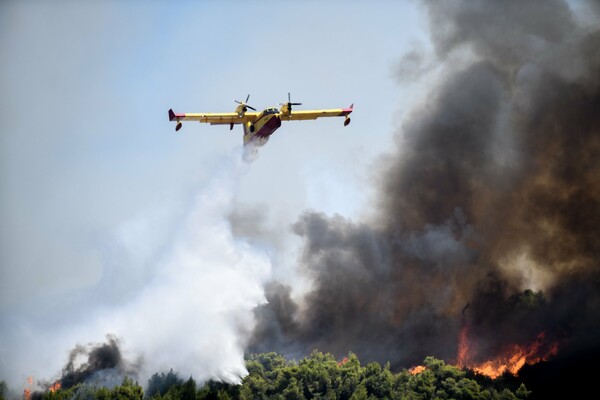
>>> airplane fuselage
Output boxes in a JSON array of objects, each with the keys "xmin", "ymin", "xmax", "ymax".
[{"xmin": 243, "ymin": 108, "xmax": 282, "ymax": 145}]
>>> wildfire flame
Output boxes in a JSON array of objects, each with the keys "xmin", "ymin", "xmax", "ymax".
[
  {"xmin": 457, "ymin": 326, "xmax": 559, "ymax": 379},
  {"xmin": 49, "ymin": 381, "xmax": 62, "ymax": 392},
  {"xmin": 409, "ymin": 365, "xmax": 426, "ymax": 375},
  {"xmin": 338, "ymin": 357, "xmax": 349, "ymax": 367},
  {"xmin": 22, "ymin": 376, "xmax": 62, "ymax": 398},
  {"xmin": 456, "ymin": 325, "xmax": 470, "ymax": 368},
  {"xmin": 23, "ymin": 376, "xmax": 33, "ymax": 400}
]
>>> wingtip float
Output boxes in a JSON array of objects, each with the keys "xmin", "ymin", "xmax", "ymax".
[{"xmin": 168, "ymin": 94, "xmax": 353, "ymax": 147}]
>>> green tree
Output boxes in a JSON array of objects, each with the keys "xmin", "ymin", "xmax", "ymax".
[
  {"xmin": 349, "ymin": 384, "xmax": 368, "ymax": 400},
  {"xmin": 499, "ymin": 388, "xmax": 519, "ymax": 400},
  {"xmin": 282, "ymin": 377, "xmax": 305, "ymax": 400},
  {"xmin": 181, "ymin": 377, "xmax": 196, "ymax": 400},
  {"xmin": 111, "ymin": 377, "xmax": 143, "ymax": 400},
  {"xmin": 339, "ymin": 353, "xmax": 362, "ymax": 400},
  {"xmin": 146, "ymin": 370, "xmax": 183, "ymax": 399},
  {"xmin": 217, "ymin": 391, "xmax": 230, "ymax": 400},
  {"xmin": 95, "ymin": 387, "xmax": 112, "ymax": 400},
  {"xmin": 297, "ymin": 351, "xmax": 338, "ymax": 398},
  {"xmin": 407, "ymin": 369, "xmax": 436, "ymax": 400},
  {"xmin": 456, "ymin": 378, "xmax": 482, "ymax": 400},
  {"xmin": 0, "ymin": 381, "xmax": 7, "ymax": 400},
  {"xmin": 424, "ymin": 356, "xmax": 465, "ymax": 381},
  {"xmin": 515, "ymin": 384, "xmax": 531, "ymax": 399},
  {"xmin": 242, "ymin": 374, "xmax": 269, "ymax": 399},
  {"xmin": 250, "ymin": 353, "xmax": 288, "ymax": 378},
  {"xmin": 363, "ymin": 362, "xmax": 393, "ymax": 398},
  {"xmin": 440, "ymin": 377, "xmax": 458, "ymax": 399},
  {"xmin": 193, "ymin": 353, "xmax": 528, "ymax": 400}
]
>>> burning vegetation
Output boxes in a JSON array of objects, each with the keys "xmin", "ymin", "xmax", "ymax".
[
  {"xmin": 457, "ymin": 329, "xmax": 559, "ymax": 379},
  {"xmin": 10, "ymin": 337, "xmax": 138, "ymax": 400},
  {"xmin": 408, "ymin": 365, "xmax": 426, "ymax": 375},
  {"xmin": 7, "ymin": 352, "xmax": 531, "ymax": 400},
  {"xmin": 249, "ymin": 1, "xmax": 600, "ymax": 398}
]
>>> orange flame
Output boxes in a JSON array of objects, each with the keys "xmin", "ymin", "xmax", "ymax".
[
  {"xmin": 456, "ymin": 325, "xmax": 470, "ymax": 368},
  {"xmin": 338, "ymin": 357, "xmax": 349, "ymax": 366},
  {"xmin": 409, "ymin": 365, "xmax": 426, "ymax": 375},
  {"xmin": 49, "ymin": 381, "xmax": 62, "ymax": 392},
  {"xmin": 457, "ymin": 327, "xmax": 559, "ymax": 379},
  {"xmin": 24, "ymin": 376, "xmax": 33, "ymax": 400}
]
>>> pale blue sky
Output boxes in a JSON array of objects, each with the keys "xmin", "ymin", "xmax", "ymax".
[{"xmin": 0, "ymin": 0, "xmax": 429, "ymax": 386}]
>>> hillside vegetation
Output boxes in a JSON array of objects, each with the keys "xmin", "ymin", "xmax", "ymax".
[{"xmin": 1, "ymin": 352, "xmax": 530, "ymax": 400}]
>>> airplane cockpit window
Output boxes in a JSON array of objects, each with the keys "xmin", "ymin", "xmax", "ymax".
[{"xmin": 260, "ymin": 108, "xmax": 279, "ymax": 116}]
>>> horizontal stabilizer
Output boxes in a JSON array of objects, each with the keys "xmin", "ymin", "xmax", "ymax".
[{"xmin": 168, "ymin": 109, "xmax": 185, "ymax": 121}]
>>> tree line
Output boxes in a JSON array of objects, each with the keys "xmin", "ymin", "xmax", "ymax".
[{"xmin": 1, "ymin": 352, "xmax": 531, "ymax": 400}]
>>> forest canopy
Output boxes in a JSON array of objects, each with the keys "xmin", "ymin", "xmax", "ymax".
[{"xmin": 2, "ymin": 352, "xmax": 531, "ymax": 400}]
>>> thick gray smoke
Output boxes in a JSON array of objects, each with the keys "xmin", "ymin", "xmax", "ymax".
[
  {"xmin": 250, "ymin": 0, "xmax": 600, "ymax": 372},
  {"xmin": 58, "ymin": 336, "xmax": 137, "ymax": 390}
]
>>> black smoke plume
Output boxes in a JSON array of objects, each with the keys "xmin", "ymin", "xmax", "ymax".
[
  {"xmin": 249, "ymin": 0, "xmax": 600, "ymax": 392},
  {"xmin": 59, "ymin": 335, "xmax": 138, "ymax": 389}
]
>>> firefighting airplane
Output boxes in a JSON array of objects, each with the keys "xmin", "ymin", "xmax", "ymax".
[{"xmin": 168, "ymin": 93, "xmax": 353, "ymax": 146}]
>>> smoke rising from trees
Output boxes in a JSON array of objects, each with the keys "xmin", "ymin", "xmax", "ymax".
[
  {"xmin": 1, "ymin": 155, "xmax": 272, "ymax": 388},
  {"xmin": 250, "ymin": 0, "xmax": 600, "ymax": 371},
  {"xmin": 58, "ymin": 335, "xmax": 134, "ymax": 389}
]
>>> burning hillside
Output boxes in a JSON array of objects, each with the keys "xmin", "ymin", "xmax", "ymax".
[
  {"xmin": 457, "ymin": 329, "xmax": 559, "ymax": 379},
  {"xmin": 249, "ymin": 1, "xmax": 600, "ymax": 396}
]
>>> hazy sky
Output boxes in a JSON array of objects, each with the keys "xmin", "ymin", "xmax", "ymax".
[{"xmin": 0, "ymin": 0, "xmax": 429, "ymax": 387}]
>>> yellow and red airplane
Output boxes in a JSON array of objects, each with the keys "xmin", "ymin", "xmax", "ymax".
[{"xmin": 168, "ymin": 93, "xmax": 353, "ymax": 146}]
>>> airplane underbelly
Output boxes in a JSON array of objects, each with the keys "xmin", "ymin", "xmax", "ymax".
[{"xmin": 255, "ymin": 116, "xmax": 281, "ymax": 138}]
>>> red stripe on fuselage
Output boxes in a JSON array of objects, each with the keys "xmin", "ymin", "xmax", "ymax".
[
  {"xmin": 341, "ymin": 108, "xmax": 353, "ymax": 115},
  {"xmin": 168, "ymin": 109, "xmax": 185, "ymax": 121},
  {"xmin": 341, "ymin": 104, "xmax": 354, "ymax": 115}
]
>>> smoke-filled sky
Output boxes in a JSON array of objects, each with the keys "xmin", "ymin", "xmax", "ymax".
[
  {"xmin": 249, "ymin": 0, "xmax": 600, "ymax": 375},
  {"xmin": 2, "ymin": 0, "xmax": 599, "ymax": 394},
  {"xmin": 0, "ymin": 0, "xmax": 427, "ymax": 389}
]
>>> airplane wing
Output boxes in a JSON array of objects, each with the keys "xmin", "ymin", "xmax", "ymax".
[
  {"xmin": 168, "ymin": 109, "xmax": 259, "ymax": 131},
  {"xmin": 280, "ymin": 104, "xmax": 353, "ymax": 122}
]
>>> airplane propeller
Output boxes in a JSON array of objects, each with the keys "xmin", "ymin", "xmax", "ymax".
[
  {"xmin": 234, "ymin": 94, "xmax": 257, "ymax": 111},
  {"xmin": 280, "ymin": 92, "xmax": 302, "ymax": 112}
]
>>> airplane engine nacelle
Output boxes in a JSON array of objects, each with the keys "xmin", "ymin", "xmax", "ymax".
[
  {"xmin": 344, "ymin": 116, "xmax": 351, "ymax": 126},
  {"xmin": 279, "ymin": 104, "xmax": 291, "ymax": 116},
  {"xmin": 235, "ymin": 104, "xmax": 247, "ymax": 117}
]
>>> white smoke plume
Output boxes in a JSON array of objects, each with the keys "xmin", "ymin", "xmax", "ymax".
[{"xmin": 0, "ymin": 151, "xmax": 271, "ymax": 388}]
